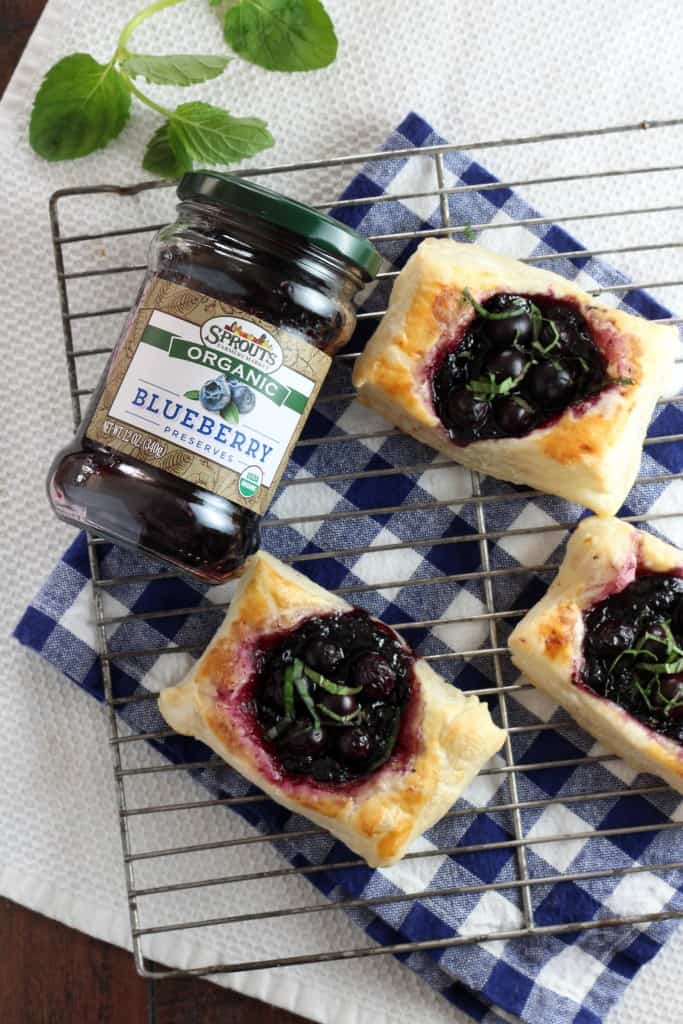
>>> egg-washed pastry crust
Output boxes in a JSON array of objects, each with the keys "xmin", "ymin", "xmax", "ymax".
[
  {"xmin": 159, "ymin": 551, "xmax": 505, "ymax": 866},
  {"xmin": 352, "ymin": 239, "xmax": 676, "ymax": 515},
  {"xmin": 509, "ymin": 518, "xmax": 683, "ymax": 793}
]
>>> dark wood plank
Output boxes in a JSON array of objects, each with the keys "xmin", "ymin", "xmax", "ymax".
[
  {"xmin": 0, "ymin": 4, "xmax": 312, "ymax": 1021},
  {"xmin": 0, "ymin": 896, "xmax": 149, "ymax": 1024},
  {"xmin": 0, "ymin": 0, "xmax": 47, "ymax": 94}
]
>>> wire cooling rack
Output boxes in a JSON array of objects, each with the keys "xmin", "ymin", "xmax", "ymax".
[{"xmin": 49, "ymin": 117, "xmax": 683, "ymax": 983}]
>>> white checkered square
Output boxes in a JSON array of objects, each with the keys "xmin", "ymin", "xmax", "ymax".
[
  {"xmin": 269, "ymin": 469, "xmax": 342, "ymax": 541},
  {"xmin": 511, "ymin": 677, "xmax": 560, "ymax": 722},
  {"xmin": 588, "ymin": 741, "xmax": 639, "ymax": 786},
  {"xmin": 61, "ymin": 582, "xmax": 127, "ymax": 650},
  {"xmin": 525, "ymin": 804, "xmax": 590, "ymax": 872},
  {"xmin": 381, "ymin": 835, "xmax": 445, "ymax": 893},
  {"xmin": 352, "ymin": 527, "xmax": 422, "ymax": 600},
  {"xmin": 432, "ymin": 588, "xmax": 488, "ymax": 656},
  {"xmin": 535, "ymin": 945, "xmax": 605, "ymax": 1003},
  {"xmin": 606, "ymin": 871, "xmax": 677, "ymax": 920},
  {"xmin": 416, "ymin": 462, "xmax": 472, "ymax": 503},
  {"xmin": 335, "ymin": 400, "xmax": 394, "ymax": 454},
  {"xmin": 645, "ymin": 479, "xmax": 683, "ymax": 548},
  {"xmin": 385, "ymin": 153, "xmax": 450, "ymax": 221},
  {"xmin": 473, "ymin": 210, "xmax": 542, "ymax": 260},
  {"xmin": 497, "ymin": 504, "xmax": 564, "ymax": 568},
  {"xmin": 462, "ymin": 753, "xmax": 507, "ymax": 807},
  {"xmin": 460, "ymin": 889, "xmax": 523, "ymax": 956}
]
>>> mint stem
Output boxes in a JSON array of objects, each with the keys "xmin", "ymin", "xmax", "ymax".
[
  {"xmin": 120, "ymin": 72, "xmax": 173, "ymax": 118},
  {"xmin": 118, "ymin": 0, "xmax": 189, "ymax": 53}
]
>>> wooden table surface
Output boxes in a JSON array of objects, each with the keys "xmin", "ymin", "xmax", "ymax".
[{"xmin": 0, "ymin": 3, "xmax": 310, "ymax": 1021}]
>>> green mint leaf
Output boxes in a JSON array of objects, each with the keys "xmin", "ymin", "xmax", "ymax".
[
  {"xmin": 168, "ymin": 101, "xmax": 273, "ymax": 165},
  {"xmin": 143, "ymin": 122, "xmax": 193, "ymax": 178},
  {"xmin": 220, "ymin": 400, "xmax": 240, "ymax": 423},
  {"xmin": 183, "ymin": 388, "xmax": 201, "ymax": 400},
  {"xmin": 224, "ymin": 0, "xmax": 337, "ymax": 72},
  {"xmin": 122, "ymin": 53, "xmax": 231, "ymax": 87},
  {"xmin": 30, "ymin": 53, "xmax": 131, "ymax": 161},
  {"xmin": 462, "ymin": 224, "xmax": 476, "ymax": 242}
]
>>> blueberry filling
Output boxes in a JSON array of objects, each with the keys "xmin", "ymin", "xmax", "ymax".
[
  {"xmin": 581, "ymin": 573, "xmax": 683, "ymax": 742},
  {"xmin": 432, "ymin": 291, "xmax": 618, "ymax": 443},
  {"xmin": 253, "ymin": 610, "xmax": 414, "ymax": 784}
]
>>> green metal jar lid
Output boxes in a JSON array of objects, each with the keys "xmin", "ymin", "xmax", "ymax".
[{"xmin": 177, "ymin": 170, "xmax": 381, "ymax": 280}]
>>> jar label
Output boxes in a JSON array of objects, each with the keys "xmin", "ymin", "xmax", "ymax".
[{"xmin": 85, "ymin": 278, "xmax": 331, "ymax": 515}]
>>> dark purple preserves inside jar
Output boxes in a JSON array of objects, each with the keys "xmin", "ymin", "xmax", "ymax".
[{"xmin": 47, "ymin": 172, "xmax": 380, "ymax": 582}]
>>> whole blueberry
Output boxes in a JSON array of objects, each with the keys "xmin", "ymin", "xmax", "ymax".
[
  {"xmin": 659, "ymin": 673, "xmax": 683, "ymax": 717},
  {"xmin": 305, "ymin": 639, "xmax": 345, "ymax": 674},
  {"xmin": 480, "ymin": 295, "xmax": 534, "ymax": 348},
  {"xmin": 527, "ymin": 362, "xmax": 575, "ymax": 408},
  {"xmin": 336, "ymin": 728, "xmax": 372, "ymax": 765},
  {"xmin": 540, "ymin": 305, "xmax": 585, "ymax": 354},
  {"xmin": 444, "ymin": 388, "xmax": 490, "ymax": 430},
  {"xmin": 353, "ymin": 652, "xmax": 396, "ymax": 699},
  {"xmin": 590, "ymin": 622, "xmax": 635, "ymax": 658},
  {"xmin": 318, "ymin": 692, "xmax": 358, "ymax": 717},
  {"xmin": 485, "ymin": 348, "xmax": 526, "ymax": 383},
  {"xmin": 278, "ymin": 724, "xmax": 327, "ymax": 757},
  {"xmin": 199, "ymin": 376, "xmax": 231, "ymax": 412},
  {"xmin": 494, "ymin": 398, "xmax": 535, "ymax": 436},
  {"xmin": 229, "ymin": 380, "xmax": 256, "ymax": 414}
]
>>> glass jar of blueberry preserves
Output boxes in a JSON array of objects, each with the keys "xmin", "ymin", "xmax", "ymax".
[{"xmin": 48, "ymin": 172, "xmax": 380, "ymax": 582}]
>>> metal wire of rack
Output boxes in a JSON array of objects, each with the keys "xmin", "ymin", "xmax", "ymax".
[{"xmin": 49, "ymin": 117, "xmax": 683, "ymax": 983}]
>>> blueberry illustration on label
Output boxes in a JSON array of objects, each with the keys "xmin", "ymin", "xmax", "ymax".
[
  {"xmin": 198, "ymin": 376, "xmax": 232, "ymax": 411},
  {"xmin": 229, "ymin": 380, "xmax": 256, "ymax": 414}
]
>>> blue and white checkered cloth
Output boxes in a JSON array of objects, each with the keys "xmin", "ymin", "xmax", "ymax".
[{"xmin": 15, "ymin": 113, "xmax": 683, "ymax": 1024}]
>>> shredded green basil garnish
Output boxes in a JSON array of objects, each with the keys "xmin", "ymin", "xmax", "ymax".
[
  {"xmin": 293, "ymin": 672, "xmax": 321, "ymax": 728},
  {"xmin": 283, "ymin": 665, "xmax": 296, "ymax": 720},
  {"xmin": 532, "ymin": 320, "xmax": 560, "ymax": 355},
  {"xmin": 640, "ymin": 657, "xmax": 683, "ymax": 676},
  {"xmin": 298, "ymin": 660, "xmax": 361, "ymax": 695},
  {"xmin": 530, "ymin": 303, "xmax": 543, "ymax": 344},
  {"xmin": 467, "ymin": 362, "xmax": 532, "ymax": 401},
  {"xmin": 318, "ymin": 704, "xmax": 362, "ymax": 724},
  {"xmin": 265, "ymin": 717, "xmax": 293, "ymax": 741},
  {"xmin": 634, "ymin": 678, "xmax": 655, "ymax": 710},
  {"xmin": 462, "ymin": 287, "xmax": 528, "ymax": 320}
]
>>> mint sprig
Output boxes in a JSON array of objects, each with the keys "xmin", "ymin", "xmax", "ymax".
[{"xmin": 29, "ymin": 0, "xmax": 336, "ymax": 176}]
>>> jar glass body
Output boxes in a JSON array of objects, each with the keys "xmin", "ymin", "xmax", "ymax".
[{"xmin": 48, "ymin": 199, "xmax": 363, "ymax": 582}]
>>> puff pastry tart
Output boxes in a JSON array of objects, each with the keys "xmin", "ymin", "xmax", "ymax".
[
  {"xmin": 509, "ymin": 518, "xmax": 683, "ymax": 793},
  {"xmin": 159, "ymin": 551, "xmax": 505, "ymax": 866},
  {"xmin": 353, "ymin": 239, "xmax": 676, "ymax": 515}
]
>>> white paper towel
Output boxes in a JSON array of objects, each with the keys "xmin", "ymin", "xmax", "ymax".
[{"xmin": 2, "ymin": 1, "xmax": 682, "ymax": 1021}]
